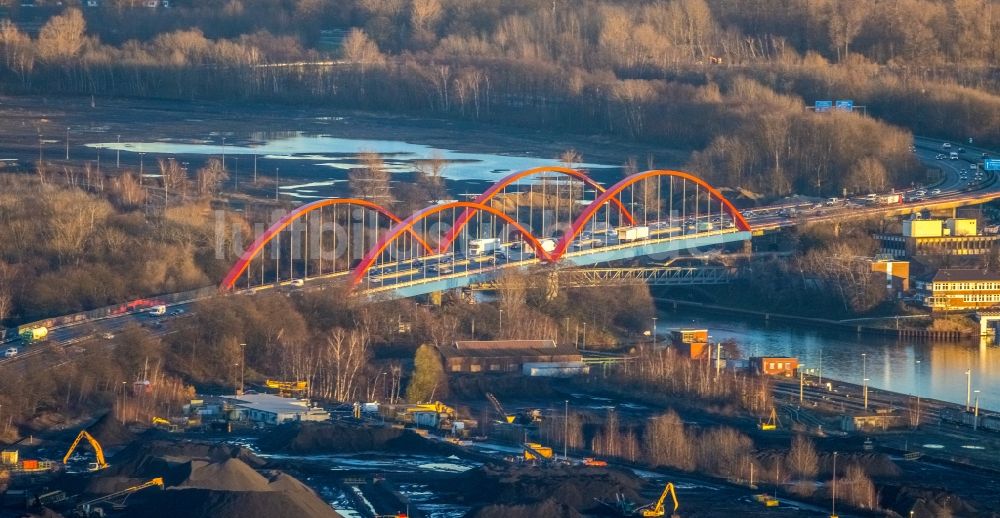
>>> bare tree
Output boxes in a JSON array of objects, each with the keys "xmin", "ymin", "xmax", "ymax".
[
  {"xmin": 349, "ymin": 151, "xmax": 394, "ymax": 204},
  {"xmin": 36, "ymin": 8, "xmax": 87, "ymax": 63}
]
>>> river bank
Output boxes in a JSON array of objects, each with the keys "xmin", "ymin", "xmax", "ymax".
[{"xmin": 654, "ymin": 303, "xmax": 999, "ymax": 409}]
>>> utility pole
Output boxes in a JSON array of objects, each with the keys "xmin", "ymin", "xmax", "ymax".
[
  {"xmin": 563, "ymin": 400, "xmax": 569, "ymax": 461},
  {"xmin": 716, "ymin": 342, "xmax": 722, "ymax": 380},
  {"xmin": 651, "ymin": 317, "xmax": 658, "ymax": 347},
  {"xmin": 799, "ymin": 366, "xmax": 805, "ymax": 404},
  {"xmin": 498, "ymin": 309, "xmax": 503, "ymax": 336},
  {"xmin": 275, "ymin": 167, "xmax": 280, "ymax": 200},
  {"xmin": 65, "ymin": 127, "xmax": 69, "ymax": 160},
  {"xmin": 863, "ymin": 378, "xmax": 869, "ymax": 411},
  {"xmin": 116, "ymin": 135, "xmax": 121, "ymax": 168},
  {"xmin": 974, "ymin": 390, "xmax": 981, "ymax": 430},
  {"xmin": 239, "ymin": 343, "xmax": 246, "ymax": 395}
]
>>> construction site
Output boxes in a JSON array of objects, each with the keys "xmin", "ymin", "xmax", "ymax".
[{"xmin": 1, "ymin": 355, "xmax": 997, "ymax": 518}]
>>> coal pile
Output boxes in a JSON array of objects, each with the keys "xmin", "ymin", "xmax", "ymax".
[
  {"xmin": 435, "ymin": 464, "xmax": 642, "ymax": 513},
  {"xmin": 257, "ymin": 422, "xmax": 461, "ymax": 455},
  {"xmin": 879, "ymin": 486, "xmax": 978, "ymax": 518},
  {"xmin": 468, "ymin": 499, "xmax": 582, "ymax": 518},
  {"xmin": 81, "ymin": 441, "xmax": 340, "ymax": 518},
  {"xmin": 87, "ymin": 412, "xmax": 136, "ymax": 448}
]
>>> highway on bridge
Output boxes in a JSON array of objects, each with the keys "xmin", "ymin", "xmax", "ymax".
[{"xmin": 2, "ymin": 135, "xmax": 998, "ymax": 368}]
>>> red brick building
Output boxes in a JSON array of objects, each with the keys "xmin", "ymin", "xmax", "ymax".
[{"xmin": 750, "ymin": 357, "xmax": 799, "ymax": 377}]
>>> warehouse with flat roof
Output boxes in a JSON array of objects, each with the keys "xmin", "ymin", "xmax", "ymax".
[{"xmin": 438, "ymin": 339, "xmax": 588, "ymax": 376}]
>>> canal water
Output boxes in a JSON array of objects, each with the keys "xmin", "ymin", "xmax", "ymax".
[{"xmin": 658, "ymin": 306, "xmax": 1000, "ymax": 410}]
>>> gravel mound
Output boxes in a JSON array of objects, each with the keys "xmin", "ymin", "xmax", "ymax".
[
  {"xmin": 133, "ymin": 488, "xmax": 342, "ymax": 518},
  {"xmin": 257, "ymin": 422, "xmax": 460, "ymax": 455},
  {"xmin": 177, "ymin": 458, "xmax": 273, "ymax": 492},
  {"xmin": 84, "ymin": 440, "xmax": 340, "ymax": 518}
]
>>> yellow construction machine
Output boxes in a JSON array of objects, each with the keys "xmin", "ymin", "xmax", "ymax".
[
  {"xmin": 63, "ymin": 430, "xmax": 108, "ymax": 471},
  {"xmin": 522, "ymin": 442, "xmax": 554, "ymax": 462},
  {"xmin": 74, "ymin": 477, "xmax": 164, "ymax": 516},
  {"xmin": 638, "ymin": 482, "xmax": 680, "ymax": 517},
  {"xmin": 151, "ymin": 417, "xmax": 179, "ymax": 432},
  {"xmin": 758, "ymin": 408, "xmax": 779, "ymax": 431},
  {"xmin": 264, "ymin": 379, "xmax": 308, "ymax": 397}
]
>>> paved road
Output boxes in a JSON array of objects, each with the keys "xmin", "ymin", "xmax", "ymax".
[{"xmin": 2, "ymin": 136, "xmax": 997, "ymax": 371}]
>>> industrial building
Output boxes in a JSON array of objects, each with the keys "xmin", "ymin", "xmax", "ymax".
[
  {"xmin": 917, "ymin": 269, "xmax": 1000, "ymax": 311},
  {"xmin": 877, "ymin": 217, "xmax": 999, "ymax": 258},
  {"xmin": 670, "ymin": 329, "xmax": 708, "ymax": 358},
  {"xmin": 438, "ymin": 340, "xmax": 588, "ymax": 376},
  {"xmin": 750, "ymin": 357, "xmax": 799, "ymax": 377},
  {"xmin": 222, "ymin": 393, "xmax": 330, "ymax": 425},
  {"xmin": 871, "ymin": 258, "xmax": 910, "ymax": 293}
]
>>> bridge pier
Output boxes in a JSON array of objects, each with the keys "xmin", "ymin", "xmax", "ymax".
[{"xmin": 546, "ymin": 271, "xmax": 559, "ymax": 301}]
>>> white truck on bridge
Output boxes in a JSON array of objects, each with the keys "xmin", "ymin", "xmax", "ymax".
[
  {"xmin": 616, "ymin": 226, "xmax": 650, "ymax": 242},
  {"xmin": 468, "ymin": 238, "xmax": 501, "ymax": 256}
]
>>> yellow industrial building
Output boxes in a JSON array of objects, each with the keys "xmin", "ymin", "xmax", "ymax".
[{"xmin": 878, "ymin": 218, "xmax": 999, "ymax": 258}]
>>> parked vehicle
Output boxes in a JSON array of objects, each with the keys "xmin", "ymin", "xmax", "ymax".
[
  {"xmin": 148, "ymin": 305, "xmax": 167, "ymax": 317},
  {"xmin": 4, "ymin": 347, "xmax": 18, "ymax": 358}
]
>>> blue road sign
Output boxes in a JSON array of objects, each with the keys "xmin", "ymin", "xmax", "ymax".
[
  {"xmin": 814, "ymin": 100, "xmax": 833, "ymax": 112},
  {"xmin": 835, "ymin": 100, "xmax": 854, "ymax": 112},
  {"xmin": 985, "ymin": 159, "xmax": 1000, "ymax": 171}
]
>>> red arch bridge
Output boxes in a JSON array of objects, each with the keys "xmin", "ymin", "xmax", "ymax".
[{"xmin": 220, "ymin": 168, "xmax": 752, "ymax": 299}]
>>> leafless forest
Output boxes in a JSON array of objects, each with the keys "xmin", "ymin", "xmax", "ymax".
[{"xmin": 1, "ymin": 0, "xmax": 997, "ymax": 196}]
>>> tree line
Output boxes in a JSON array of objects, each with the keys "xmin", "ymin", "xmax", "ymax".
[{"xmin": 0, "ymin": 2, "xmax": 996, "ymax": 196}]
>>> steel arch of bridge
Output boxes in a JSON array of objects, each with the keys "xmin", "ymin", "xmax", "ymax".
[
  {"xmin": 220, "ymin": 168, "xmax": 750, "ymax": 292},
  {"xmin": 219, "ymin": 198, "xmax": 432, "ymax": 290},
  {"xmin": 552, "ymin": 169, "xmax": 751, "ymax": 259},
  {"xmin": 350, "ymin": 201, "xmax": 553, "ymax": 287},
  {"xmin": 441, "ymin": 165, "xmax": 635, "ymax": 252}
]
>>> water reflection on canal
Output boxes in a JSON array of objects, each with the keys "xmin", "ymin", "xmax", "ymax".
[{"xmin": 659, "ymin": 307, "xmax": 1000, "ymax": 410}]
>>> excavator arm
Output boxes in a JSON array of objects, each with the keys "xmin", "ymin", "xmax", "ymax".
[
  {"xmin": 641, "ymin": 483, "xmax": 678, "ymax": 517},
  {"xmin": 62, "ymin": 430, "xmax": 108, "ymax": 470}
]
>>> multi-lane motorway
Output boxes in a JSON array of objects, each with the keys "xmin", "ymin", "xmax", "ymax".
[{"xmin": 2, "ymin": 136, "xmax": 998, "ymax": 367}]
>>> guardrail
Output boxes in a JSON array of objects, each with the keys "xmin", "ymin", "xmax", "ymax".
[{"xmin": 1, "ymin": 286, "xmax": 218, "ymax": 344}]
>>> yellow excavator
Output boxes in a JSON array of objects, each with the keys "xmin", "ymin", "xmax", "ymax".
[
  {"xmin": 758, "ymin": 408, "xmax": 779, "ymax": 431},
  {"xmin": 63, "ymin": 430, "xmax": 108, "ymax": 471},
  {"xmin": 638, "ymin": 482, "xmax": 680, "ymax": 517}
]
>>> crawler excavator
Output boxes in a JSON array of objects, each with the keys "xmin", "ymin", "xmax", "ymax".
[
  {"xmin": 63, "ymin": 430, "xmax": 108, "ymax": 472},
  {"xmin": 637, "ymin": 483, "xmax": 680, "ymax": 517}
]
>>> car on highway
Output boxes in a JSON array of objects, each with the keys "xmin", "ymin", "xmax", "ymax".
[
  {"xmin": 4, "ymin": 347, "xmax": 18, "ymax": 358},
  {"xmin": 942, "ymin": 142, "xmax": 952, "ymax": 149},
  {"xmin": 935, "ymin": 154, "xmax": 945, "ymax": 159},
  {"xmin": 101, "ymin": 332, "xmax": 115, "ymax": 340},
  {"xmin": 915, "ymin": 190, "xmax": 927, "ymax": 196},
  {"xmin": 289, "ymin": 279, "xmax": 304, "ymax": 287},
  {"xmin": 170, "ymin": 309, "xmax": 185, "ymax": 316},
  {"xmin": 983, "ymin": 152, "xmax": 990, "ymax": 159},
  {"xmin": 931, "ymin": 188, "xmax": 942, "ymax": 195}
]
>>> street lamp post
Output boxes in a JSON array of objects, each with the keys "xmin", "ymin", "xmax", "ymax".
[
  {"xmin": 966, "ymin": 369, "xmax": 972, "ymax": 411},
  {"xmin": 831, "ymin": 451, "xmax": 839, "ymax": 518},
  {"xmin": 498, "ymin": 309, "xmax": 503, "ymax": 337},
  {"xmin": 651, "ymin": 317, "xmax": 658, "ymax": 347},
  {"xmin": 863, "ymin": 378, "xmax": 870, "ymax": 411},
  {"xmin": 65, "ymin": 127, "xmax": 69, "ymax": 160},
  {"xmin": 116, "ymin": 135, "xmax": 121, "ymax": 168}
]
